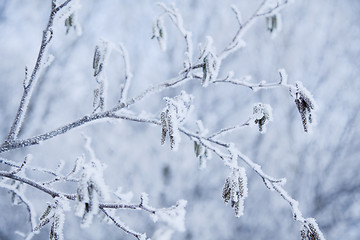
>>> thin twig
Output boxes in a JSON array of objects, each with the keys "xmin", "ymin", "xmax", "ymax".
[
  {"xmin": 6, "ymin": 0, "xmax": 73, "ymax": 141},
  {"xmin": 100, "ymin": 202, "xmax": 156, "ymax": 215},
  {"xmin": 0, "ymin": 182, "xmax": 37, "ymax": 230},
  {"xmin": 157, "ymin": 3, "xmax": 193, "ymax": 68},
  {"xmin": 115, "ymin": 43, "xmax": 133, "ymax": 104},
  {"xmin": 100, "ymin": 208, "xmax": 145, "ymax": 240},
  {"xmin": 208, "ymin": 119, "xmax": 251, "ymax": 139},
  {"xmin": 219, "ymin": 0, "xmax": 291, "ymax": 60},
  {"xmin": 0, "ymin": 171, "xmax": 76, "ymax": 200}
]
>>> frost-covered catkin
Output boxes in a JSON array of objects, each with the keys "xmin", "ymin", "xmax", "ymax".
[
  {"xmin": 58, "ymin": 0, "xmax": 82, "ymax": 36},
  {"xmin": 64, "ymin": 13, "xmax": 82, "ymax": 36},
  {"xmin": 200, "ymin": 36, "xmax": 220, "ymax": 87},
  {"xmin": 222, "ymin": 168, "xmax": 248, "ymax": 217},
  {"xmin": 161, "ymin": 91, "xmax": 193, "ymax": 151},
  {"xmin": 50, "ymin": 214, "xmax": 62, "ymax": 240},
  {"xmin": 193, "ymin": 140, "xmax": 211, "ymax": 169},
  {"xmin": 291, "ymin": 82, "xmax": 316, "ymax": 132},
  {"xmin": 152, "ymin": 17, "xmax": 167, "ymax": 51},
  {"xmin": 49, "ymin": 197, "xmax": 70, "ymax": 240},
  {"xmin": 193, "ymin": 120, "xmax": 211, "ymax": 169},
  {"xmin": 266, "ymin": 13, "xmax": 282, "ymax": 38},
  {"xmin": 164, "ymin": 106, "xmax": 177, "ymax": 150},
  {"xmin": 300, "ymin": 218, "xmax": 325, "ymax": 240},
  {"xmin": 92, "ymin": 39, "xmax": 111, "ymax": 112},
  {"xmin": 252, "ymin": 103, "xmax": 273, "ymax": 133},
  {"xmin": 222, "ymin": 177, "xmax": 231, "ymax": 204},
  {"xmin": 160, "ymin": 111, "xmax": 168, "ymax": 145},
  {"xmin": 75, "ymin": 152, "xmax": 110, "ymax": 228}
]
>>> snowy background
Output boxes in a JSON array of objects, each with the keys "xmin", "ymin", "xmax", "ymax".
[{"xmin": 0, "ymin": 0, "xmax": 359, "ymax": 239}]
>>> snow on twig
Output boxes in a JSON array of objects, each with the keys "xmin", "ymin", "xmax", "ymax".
[
  {"xmin": 114, "ymin": 43, "xmax": 133, "ymax": 104},
  {"xmin": 101, "ymin": 208, "xmax": 147, "ymax": 240},
  {"xmin": 0, "ymin": 1, "xmax": 324, "ymax": 239},
  {"xmin": 219, "ymin": 0, "xmax": 292, "ymax": 60},
  {"xmin": 6, "ymin": 0, "xmax": 74, "ymax": 142},
  {"xmin": 0, "ymin": 181, "xmax": 37, "ymax": 230},
  {"xmin": 156, "ymin": 3, "xmax": 193, "ymax": 69}
]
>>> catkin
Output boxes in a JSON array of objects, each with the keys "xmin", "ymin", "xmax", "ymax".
[{"xmin": 160, "ymin": 111, "xmax": 167, "ymax": 145}]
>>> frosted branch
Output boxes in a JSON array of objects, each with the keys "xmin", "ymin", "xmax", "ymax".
[
  {"xmin": 101, "ymin": 208, "xmax": 147, "ymax": 240},
  {"xmin": 214, "ymin": 71, "xmax": 289, "ymax": 91},
  {"xmin": 6, "ymin": 0, "xmax": 73, "ymax": 141},
  {"xmin": 208, "ymin": 118, "xmax": 251, "ymax": 139},
  {"xmin": 0, "ymin": 182, "xmax": 37, "ymax": 230},
  {"xmin": 114, "ymin": 43, "xmax": 133, "ymax": 104},
  {"xmin": 179, "ymin": 123, "xmax": 325, "ymax": 237},
  {"xmin": 10, "ymin": 154, "xmax": 32, "ymax": 175},
  {"xmin": 230, "ymin": 5, "xmax": 243, "ymax": 27},
  {"xmin": 0, "ymin": 164, "xmax": 184, "ymax": 239},
  {"xmin": 0, "ymin": 1, "xmax": 324, "ymax": 239},
  {"xmin": 156, "ymin": 3, "xmax": 193, "ymax": 69},
  {"xmin": 219, "ymin": 0, "xmax": 291, "ymax": 60},
  {"xmin": 0, "ymin": 171, "xmax": 76, "ymax": 200}
]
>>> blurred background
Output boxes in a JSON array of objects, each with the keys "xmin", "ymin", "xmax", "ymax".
[{"xmin": 0, "ymin": 0, "xmax": 359, "ymax": 239}]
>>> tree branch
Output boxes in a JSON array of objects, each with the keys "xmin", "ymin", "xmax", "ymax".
[
  {"xmin": 0, "ymin": 171, "xmax": 76, "ymax": 200},
  {"xmin": 219, "ymin": 0, "xmax": 291, "ymax": 60},
  {"xmin": 100, "ymin": 208, "xmax": 146, "ymax": 240},
  {"xmin": 0, "ymin": 182, "xmax": 37, "ymax": 230},
  {"xmin": 6, "ymin": 0, "xmax": 73, "ymax": 141}
]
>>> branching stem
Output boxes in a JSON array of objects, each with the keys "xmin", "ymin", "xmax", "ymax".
[{"xmin": 6, "ymin": 0, "xmax": 73, "ymax": 141}]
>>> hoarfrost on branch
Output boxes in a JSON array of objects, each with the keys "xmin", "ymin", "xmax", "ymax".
[{"xmin": 0, "ymin": 0, "xmax": 325, "ymax": 239}]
